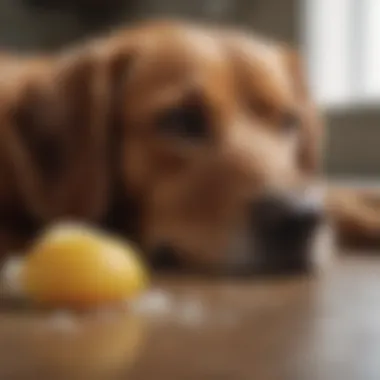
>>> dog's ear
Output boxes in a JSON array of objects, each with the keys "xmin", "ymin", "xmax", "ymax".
[
  {"xmin": 3, "ymin": 42, "xmax": 134, "ymax": 223},
  {"xmin": 284, "ymin": 48, "xmax": 325, "ymax": 175}
]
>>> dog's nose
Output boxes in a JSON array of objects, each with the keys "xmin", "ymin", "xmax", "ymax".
[
  {"xmin": 253, "ymin": 192, "xmax": 322, "ymax": 228},
  {"xmin": 250, "ymin": 191, "xmax": 324, "ymax": 274}
]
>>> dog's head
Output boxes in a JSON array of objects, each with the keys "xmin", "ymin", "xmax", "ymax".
[
  {"xmin": 7, "ymin": 21, "xmax": 328, "ymax": 274},
  {"xmin": 117, "ymin": 22, "xmax": 328, "ymax": 274}
]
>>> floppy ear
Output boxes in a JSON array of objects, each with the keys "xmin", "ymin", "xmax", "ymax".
[
  {"xmin": 2, "ymin": 43, "xmax": 133, "ymax": 223},
  {"xmin": 284, "ymin": 49, "xmax": 325, "ymax": 175}
]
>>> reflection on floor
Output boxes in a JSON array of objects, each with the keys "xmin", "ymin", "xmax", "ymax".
[{"xmin": 1, "ymin": 255, "xmax": 380, "ymax": 380}]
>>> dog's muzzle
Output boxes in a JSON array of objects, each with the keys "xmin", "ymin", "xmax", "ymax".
[
  {"xmin": 226, "ymin": 186, "xmax": 331, "ymax": 276},
  {"xmin": 248, "ymin": 189, "xmax": 324, "ymax": 275},
  {"xmin": 151, "ymin": 187, "xmax": 331, "ymax": 277}
]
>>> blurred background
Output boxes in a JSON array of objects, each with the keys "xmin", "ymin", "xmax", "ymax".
[{"xmin": 0, "ymin": 0, "xmax": 377, "ymax": 178}]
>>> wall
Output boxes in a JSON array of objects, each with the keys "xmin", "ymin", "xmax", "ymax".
[
  {"xmin": 0, "ymin": 0, "xmax": 136, "ymax": 51},
  {"xmin": 0, "ymin": 0, "xmax": 298, "ymax": 51},
  {"xmin": 0, "ymin": 0, "xmax": 88, "ymax": 51},
  {"xmin": 325, "ymin": 107, "xmax": 380, "ymax": 176}
]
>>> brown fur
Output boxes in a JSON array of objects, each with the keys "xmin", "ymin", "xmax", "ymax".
[{"xmin": 0, "ymin": 20, "xmax": 376, "ymax": 268}]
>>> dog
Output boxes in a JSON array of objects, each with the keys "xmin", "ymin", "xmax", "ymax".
[{"xmin": 0, "ymin": 19, "xmax": 377, "ymax": 275}]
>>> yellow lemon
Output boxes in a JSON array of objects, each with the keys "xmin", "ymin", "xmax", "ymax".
[{"xmin": 21, "ymin": 223, "xmax": 149, "ymax": 307}]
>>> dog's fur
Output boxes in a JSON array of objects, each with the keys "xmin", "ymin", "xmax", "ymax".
[{"xmin": 0, "ymin": 20, "xmax": 377, "ymax": 271}]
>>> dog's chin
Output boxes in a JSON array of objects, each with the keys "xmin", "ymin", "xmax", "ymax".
[
  {"xmin": 148, "ymin": 210, "xmax": 336, "ymax": 277},
  {"xmin": 224, "ymin": 221, "xmax": 335, "ymax": 277},
  {"xmin": 150, "ymin": 222, "xmax": 335, "ymax": 277}
]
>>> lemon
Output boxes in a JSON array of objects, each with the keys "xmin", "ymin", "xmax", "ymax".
[{"xmin": 21, "ymin": 223, "xmax": 149, "ymax": 307}]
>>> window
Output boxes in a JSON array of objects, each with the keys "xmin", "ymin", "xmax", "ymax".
[{"xmin": 302, "ymin": 0, "xmax": 380, "ymax": 107}]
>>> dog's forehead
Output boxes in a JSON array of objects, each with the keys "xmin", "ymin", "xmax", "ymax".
[
  {"xmin": 221, "ymin": 30, "xmax": 294, "ymax": 100},
  {"xmin": 124, "ymin": 26, "xmax": 236, "ymax": 107},
  {"xmin": 124, "ymin": 24, "xmax": 295, "ymax": 109},
  {"xmin": 133, "ymin": 26, "xmax": 228, "ymax": 82}
]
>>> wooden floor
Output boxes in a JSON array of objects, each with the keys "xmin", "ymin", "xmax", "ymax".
[{"xmin": 1, "ymin": 255, "xmax": 380, "ymax": 380}]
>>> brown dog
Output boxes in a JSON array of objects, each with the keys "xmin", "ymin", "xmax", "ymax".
[{"xmin": 0, "ymin": 20, "xmax": 376, "ymax": 274}]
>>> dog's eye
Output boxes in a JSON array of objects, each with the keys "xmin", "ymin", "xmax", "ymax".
[
  {"xmin": 156, "ymin": 104, "xmax": 208, "ymax": 141},
  {"xmin": 281, "ymin": 112, "xmax": 300, "ymax": 133}
]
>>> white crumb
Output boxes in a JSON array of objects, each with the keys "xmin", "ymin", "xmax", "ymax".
[
  {"xmin": 1, "ymin": 256, "xmax": 25, "ymax": 297},
  {"xmin": 129, "ymin": 289, "xmax": 173, "ymax": 317}
]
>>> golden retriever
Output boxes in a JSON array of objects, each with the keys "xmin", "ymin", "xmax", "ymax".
[{"xmin": 0, "ymin": 19, "xmax": 377, "ymax": 275}]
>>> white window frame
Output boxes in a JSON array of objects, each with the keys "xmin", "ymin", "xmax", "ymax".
[{"xmin": 301, "ymin": 0, "xmax": 380, "ymax": 110}]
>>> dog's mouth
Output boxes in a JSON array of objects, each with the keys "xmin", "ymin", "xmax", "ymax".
[
  {"xmin": 151, "ymin": 215, "xmax": 330, "ymax": 277},
  {"xmin": 150, "ymin": 188, "xmax": 332, "ymax": 277},
  {"xmin": 248, "ymin": 209, "xmax": 324, "ymax": 276}
]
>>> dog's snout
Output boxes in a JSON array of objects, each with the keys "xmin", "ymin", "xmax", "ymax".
[
  {"xmin": 252, "ymin": 192, "xmax": 322, "ymax": 228},
  {"xmin": 250, "ymin": 190, "xmax": 324, "ymax": 275}
]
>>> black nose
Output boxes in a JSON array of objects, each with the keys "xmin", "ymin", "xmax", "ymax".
[
  {"xmin": 253, "ymin": 193, "xmax": 322, "ymax": 228},
  {"xmin": 250, "ymin": 193, "xmax": 323, "ymax": 274}
]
